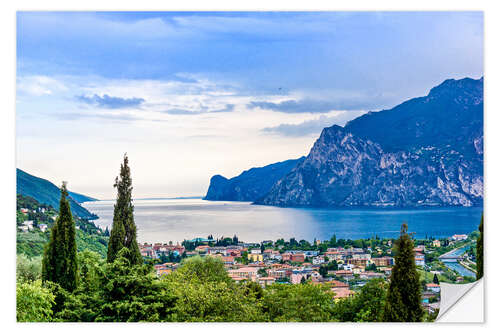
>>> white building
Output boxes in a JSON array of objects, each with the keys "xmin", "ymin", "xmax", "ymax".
[
  {"xmin": 312, "ymin": 256, "xmax": 325, "ymax": 265},
  {"xmin": 39, "ymin": 224, "xmax": 48, "ymax": 232},
  {"xmin": 22, "ymin": 220, "xmax": 34, "ymax": 231}
]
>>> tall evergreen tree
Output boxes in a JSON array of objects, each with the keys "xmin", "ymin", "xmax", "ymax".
[
  {"xmin": 383, "ymin": 223, "xmax": 424, "ymax": 322},
  {"xmin": 433, "ymin": 273, "xmax": 439, "ymax": 285},
  {"xmin": 107, "ymin": 154, "xmax": 142, "ymax": 265},
  {"xmin": 476, "ymin": 214, "xmax": 483, "ymax": 279},
  {"xmin": 42, "ymin": 182, "xmax": 78, "ymax": 291}
]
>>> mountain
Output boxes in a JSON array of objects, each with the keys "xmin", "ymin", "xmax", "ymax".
[
  {"xmin": 204, "ymin": 157, "xmax": 305, "ymax": 201},
  {"xmin": 16, "ymin": 168, "xmax": 98, "ymax": 219},
  {"xmin": 256, "ymin": 77, "xmax": 483, "ymax": 208},
  {"xmin": 344, "ymin": 77, "xmax": 483, "ymax": 155}
]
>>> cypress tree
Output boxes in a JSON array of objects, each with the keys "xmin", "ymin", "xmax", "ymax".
[
  {"xmin": 476, "ymin": 214, "xmax": 483, "ymax": 279},
  {"xmin": 383, "ymin": 223, "xmax": 424, "ymax": 322},
  {"xmin": 107, "ymin": 154, "xmax": 142, "ymax": 265},
  {"xmin": 42, "ymin": 182, "xmax": 78, "ymax": 291},
  {"xmin": 433, "ymin": 273, "xmax": 439, "ymax": 285}
]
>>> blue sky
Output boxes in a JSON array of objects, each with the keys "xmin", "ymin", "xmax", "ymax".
[{"xmin": 16, "ymin": 11, "xmax": 483, "ymax": 198}]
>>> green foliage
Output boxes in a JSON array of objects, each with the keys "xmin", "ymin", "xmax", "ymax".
[
  {"xmin": 165, "ymin": 256, "xmax": 262, "ymax": 321},
  {"xmin": 107, "ymin": 154, "xmax": 142, "ymax": 265},
  {"xmin": 333, "ymin": 278, "xmax": 388, "ymax": 322},
  {"xmin": 261, "ymin": 283, "xmax": 336, "ymax": 322},
  {"xmin": 16, "ymin": 280, "xmax": 55, "ymax": 322},
  {"xmin": 42, "ymin": 183, "xmax": 78, "ymax": 292},
  {"xmin": 57, "ymin": 248, "xmax": 176, "ymax": 322},
  {"xmin": 17, "ymin": 231, "xmax": 49, "ymax": 257},
  {"xmin": 17, "ymin": 254, "xmax": 42, "ymax": 283},
  {"xmin": 171, "ymin": 255, "xmax": 232, "ymax": 284},
  {"xmin": 476, "ymin": 214, "xmax": 483, "ymax": 279},
  {"xmin": 383, "ymin": 223, "xmax": 424, "ymax": 322},
  {"xmin": 433, "ymin": 273, "xmax": 439, "ymax": 284}
]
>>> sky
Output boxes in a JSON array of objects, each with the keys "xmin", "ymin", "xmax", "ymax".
[{"xmin": 16, "ymin": 11, "xmax": 483, "ymax": 199}]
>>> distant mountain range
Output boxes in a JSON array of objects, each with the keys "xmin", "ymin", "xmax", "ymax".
[
  {"xmin": 16, "ymin": 168, "xmax": 98, "ymax": 219},
  {"xmin": 206, "ymin": 77, "xmax": 484, "ymax": 208}
]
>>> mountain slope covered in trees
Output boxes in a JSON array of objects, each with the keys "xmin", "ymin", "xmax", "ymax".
[{"xmin": 16, "ymin": 169, "xmax": 98, "ymax": 219}]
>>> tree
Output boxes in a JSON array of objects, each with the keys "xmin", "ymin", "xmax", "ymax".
[
  {"xmin": 433, "ymin": 273, "xmax": 439, "ymax": 285},
  {"xmin": 476, "ymin": 214, "xmax": 483, "ymax": 279},
  {"xmin": 383, "ymin": 223, "xmax": 424, "ymax": 322},
  {"xmin": 107, "ymin": 154, "xmax": 142, "ymax": 265},
  {"xmin": 42, "ymin": 182, "xmax": 78, "ymax": 292},
  {"xmin": 17, "ymin": 280, "xmax": 55, "ymax": 322},
  {"xmin": 166, "ymin": 255, "xmax": 262, "ymax": 321},
  {"xmin": 333, "ymin": 278, "xmax": 387, "ymax": 322},
  {"xmin": 261, "ymin": 283, "xmax": 336, "ymax": 322},
  {"xmin": 17, "ymin": 254, "xmax": 42, "ymax": 283}
]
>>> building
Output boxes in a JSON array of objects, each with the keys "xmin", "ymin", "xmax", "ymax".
[
  {"xmin": 248, "ymin": 253, "xmax": 263, "ymax": 262},
  {"xmin": 227, "ymin": 267, "xmax": 259, "ymax": 280},
  {"xmin": 432, "ymin": 239, "xmax": 441, "ymax": 247},
  {"xmin": 371, "ymin": 256, "xmax": 394, "ymax": 267},
  {"xmin": 18, "ymin": 225, "xmax": 29, "ymax": 232},
  {"xmin": 334, "ymin": 270, "xmax": 354, "ymax": 279},
  {"xmin": 326, "ymin": 280, "xmax": 354, "ymax": 299},
  {"xmin": 415, "ymin": 257, "xmax": 425, "ymax": 267},
  {"xmin": 282, "ymin": 253, "xmax": 305, "ymax": 263},
  {"xmin": 38, "ymin": 224, "xmax": 48, "ymax": 232},
  {"xmin": 221, "ymin": 256, "xmax": 235, "ymax": 265},
  {"xmin": 426, "ymin": 283, "xmax": 441, "ymax": 293},
  {"xmin": 290, "ymin": 273, "xmax": 308, "ymax": 284},
  {"xmin": 324, "ymin": 251, "xmax": 344, "ymax": 261},
  {"xmin": 414, "ymin": 246, "xmax": 426, "ymax": 267},
  {"xmin": 451, "ymin": 234, "xmax": 468, "ymax": 241},
  {"xmin": 312, "ymin": 256, "xmax": 325, "ymax": 265},
  {"xmin": 22, "ymin": 220, "xmax": 34, "ymax": 231},
  {"xmin": 347, "ymin": 258, "xmax": 370, "ymax": 267},
  {"xmin": 154, "ymin": 264, "xmax": 173, "ymax": 276},
  {"xmin": 257, "ymin": 276, "xmax": 276, "ymax": 287}
]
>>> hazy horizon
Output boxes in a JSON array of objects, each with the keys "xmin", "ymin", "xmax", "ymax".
[{"xmin": 16, "ymin": 12, "xmax": 483, "ymax": 199}]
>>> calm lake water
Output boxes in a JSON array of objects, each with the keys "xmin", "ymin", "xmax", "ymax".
[{"xmin": 83, "ymin": 199, "xmax": 483, "ymax": 244}]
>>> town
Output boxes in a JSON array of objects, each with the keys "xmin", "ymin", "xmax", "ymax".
[{"xmin": 139, "ymin": 232, "xmax": 478, "ymax": 315}]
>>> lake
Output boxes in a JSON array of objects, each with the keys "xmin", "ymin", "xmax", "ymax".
[{"xmin": 83, "ymin": 198, "xmax": 483, "ymax": 244}]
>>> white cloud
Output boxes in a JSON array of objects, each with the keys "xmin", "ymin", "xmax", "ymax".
[{"xmin": 17, "ymin": 75, "xmax": 67, "ymax": 96}]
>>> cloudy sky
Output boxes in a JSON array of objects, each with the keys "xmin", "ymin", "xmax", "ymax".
[{"xmin": 16, "ymin": 11, "xmax": 483, "ymax": 199}]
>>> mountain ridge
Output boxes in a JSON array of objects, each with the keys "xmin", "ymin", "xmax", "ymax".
[
  {"xmin": 257, "ymin": 77, "xmax": 483, "ymax": 208},
  {"xmin": 204, "ymin": 157, "xmax": 305, "ymax": 202},
  {"xmin": 206, "ymin": 76, "xmax": 483, "ymax": 208},
  {"xmin": 16, "ymin": 168, "xmax": 98, "ymax": 219}
]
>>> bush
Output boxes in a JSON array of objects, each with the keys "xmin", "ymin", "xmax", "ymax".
[
  {"xmin": 17, "ymin": 280, "xmax": 55, "ymax": 322},
  {"xmin": 17, "ymin": 254, "xmax": 42, "ymax": 282}
]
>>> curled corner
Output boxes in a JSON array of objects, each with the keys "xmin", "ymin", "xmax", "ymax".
[{"xmin": 436, "ymin": 278, "xmax": 484, "ymax": 322}]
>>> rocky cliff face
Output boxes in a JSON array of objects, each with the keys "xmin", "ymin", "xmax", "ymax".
[
  {"xmin": 256, "ymin": 77, "xmax": 483, "ymax": 208},
  {"xmin": 256, "ymin": 126, "xmax": 483, "ymax": 207},
  {"xmin": 204, "ymin": 157, "xmax": 305, "ymax": 201}
]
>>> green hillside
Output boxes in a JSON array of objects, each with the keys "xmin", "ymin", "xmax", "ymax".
[{"xmin": 16, "ymin": 168, "xmax": 98, "ymax": 219}]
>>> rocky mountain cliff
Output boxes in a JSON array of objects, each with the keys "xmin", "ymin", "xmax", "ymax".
[
  {"xmin": 256, "ymin": 77, "xmax": 483, "ymax": 208},
  {"xmin": 204, "ymin": 157, "xmax": 304, "ymax": 201}
]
